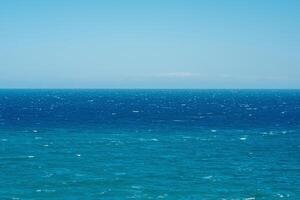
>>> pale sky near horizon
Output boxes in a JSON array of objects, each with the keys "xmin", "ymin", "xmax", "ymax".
[{"xmin": 0, "ymin": 0, "xmax": 299, "ymax": 88}]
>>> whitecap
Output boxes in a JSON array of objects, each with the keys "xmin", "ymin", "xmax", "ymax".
[
  {"xmin": 27, "ymin": 155, "xmax": 35, "ymax": 158},
  {"xmin": 240, "ymin": 137, "xmax": 247, "ymax": 141},
  {"xmin": 277, "ymin": 193, "xmax": 290, "ymax": 198},
  {"xmin": 202, "ymin": 175, "xmax": 213, "ymax": 179},
  {"xmin": 36, "ymin": 189, "xmax": 56, "ymax": 193},
  {"xmin": 277, "ymin": 193, "xmax": 284, "ymax": 198}
]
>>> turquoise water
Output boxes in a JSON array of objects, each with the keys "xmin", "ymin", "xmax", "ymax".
[{"xmin": 0, "ymin": 90, "xmax": 299, "ymax": 199}]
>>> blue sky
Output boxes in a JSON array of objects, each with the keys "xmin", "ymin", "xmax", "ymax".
[{"xmin": 0, "ymin": 0, "xmax": 299, "ymax": 88}]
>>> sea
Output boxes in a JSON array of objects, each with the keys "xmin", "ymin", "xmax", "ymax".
[{"xmin": 0, "ymin": 89, "xmax": 299, "ymax": 200}]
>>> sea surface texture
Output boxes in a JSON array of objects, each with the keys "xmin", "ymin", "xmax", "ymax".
[{"xmin": 0, "ymin": 90, "xmax": 299, "ymax": 200}]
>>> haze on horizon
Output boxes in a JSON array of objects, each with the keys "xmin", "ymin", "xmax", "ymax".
[{"xmin": 0, "ymin": 0, "xmax": 299, "ymax": 89}]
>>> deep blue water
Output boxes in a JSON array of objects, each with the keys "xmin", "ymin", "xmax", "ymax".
[{"xmin": 0, "ymin": 90, "xmax": 299, "ymax": 199}]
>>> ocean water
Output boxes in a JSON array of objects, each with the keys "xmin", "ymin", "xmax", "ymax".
[{"xmin": 0, "ymin": 89, "xmax": 299, "ymax": 200}]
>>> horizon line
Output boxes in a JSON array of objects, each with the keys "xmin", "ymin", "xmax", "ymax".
[{"xmin": 0, "ymin": 88, "xmax": 300, "ymax": 90}]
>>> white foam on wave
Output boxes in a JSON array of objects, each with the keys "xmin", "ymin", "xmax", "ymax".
[
  {"xmin": 261, "ymin": 131, "xmax": 275, "ymax": 136},
  {"xmin": 36, "ymin": 189, "xmax": 56, "ymax": 193},
  {"xmin": 131, "ymin": 185, "xmax": 142, "ymax": 189},
  {"xmin": 139, "ymin": 138, "xmax": 159, "ymax": 142},
  {"xmin": 277, "ymin": 193, "xmax": 290, "ymax": 198},
  {"xmin": 202, "ymin": 175, "xmax": 213, "ymax": 179},
  {"xmin": 27, "ymin": 155, "xmax": 35, "ymax": 158}
]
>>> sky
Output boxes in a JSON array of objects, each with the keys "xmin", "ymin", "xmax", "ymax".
[{"xmin": 0, "ymin": 0, "xmax": 299, "ymax": 89}]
